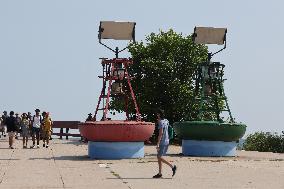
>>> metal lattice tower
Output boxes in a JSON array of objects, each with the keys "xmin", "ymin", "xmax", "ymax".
[{"xmin": 192, "ymin": 27, "xmax": 234, "ymax": 122}]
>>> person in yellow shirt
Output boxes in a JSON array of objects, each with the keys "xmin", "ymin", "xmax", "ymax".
[{"xmin": 42, "ymin": 112, "xmax": 52, "ymax": 148}]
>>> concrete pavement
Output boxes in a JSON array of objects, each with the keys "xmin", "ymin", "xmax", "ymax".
[{"xmin": 0, "ymin": 137, "xmax": 283, "ymax": 189}]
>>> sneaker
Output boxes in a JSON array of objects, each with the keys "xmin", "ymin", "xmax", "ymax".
[
  {"xmin": 37, "ymin": 145, "xmax": 40, "ymax": 148},
  {"xmin": 30, "ymin": 145, "xmax": 35, "ymax": 149},
  {"xmin": 43, "ymin": 143, "xmax": 45, "ymax": 147},
  {"xmin": 10, "ymin": 146, "xmax": 14, "ymax": 149},
  {"xmin": 153, "ymin": 173, "xmax": 162, "ymax": 178},
  {"xmin": 46, "ymin": 145, "xmax": 49, "ymax": 148},
  {"xmin": 172, "ymin": 165, "xmax": 177, "ymax": 177}
]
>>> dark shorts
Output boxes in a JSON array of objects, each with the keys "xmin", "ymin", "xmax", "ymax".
[
  {"xmin": 157, "ymin": 145, "xmax": 169, "ymax": 157},
  {"xmin": 31, "ymin": 127, "xmax": 40, "ymax": 135}
]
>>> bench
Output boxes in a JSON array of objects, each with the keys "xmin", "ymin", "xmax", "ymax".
[{"xmin": 52, "ymin": 121, "xmax": 81, "ymax": 140}]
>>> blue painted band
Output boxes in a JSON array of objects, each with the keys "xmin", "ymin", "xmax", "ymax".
[
  {"xmin": 88, "ymin": 141, "xmax": 144, "ymax": 159},
  {"xmin": 182, "ymin": 139, "xmax": 237, "ymax": 157}
]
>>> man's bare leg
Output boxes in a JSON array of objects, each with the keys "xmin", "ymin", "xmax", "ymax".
[
  {"xmin": 160, "ymin": 157, "xmax": 173, "ymax": 168},
  {"xmin": 158, "ymin": 157, "xmax": 162, "ymax": 174}
]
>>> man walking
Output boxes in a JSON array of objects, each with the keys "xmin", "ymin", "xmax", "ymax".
[
  {"xmin": 6, "ymin": 111, "xmax": 17, "ymax": 149},
  {"xmin": 153, "ymin": 109, "xmax": 177, "ymax": 178},
  {"xmin": 30, "ymin": 109, "xmax": 42, "ymax": 148}
]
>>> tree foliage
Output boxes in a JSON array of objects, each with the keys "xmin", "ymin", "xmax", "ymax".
[
  {"xmin": 110, "ymin": 29, "xmax": 208, "ymax": 123},
  {"xmin": 243, "ymin": 132, "xmax": 284, "ymax": 153}
]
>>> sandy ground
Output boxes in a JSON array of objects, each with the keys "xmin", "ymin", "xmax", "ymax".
[{"xmin": 0, "ymin": 136, "xmax": 283, "ymax": 189}]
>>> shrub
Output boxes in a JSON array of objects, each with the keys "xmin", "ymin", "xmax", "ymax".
[{"xmin": 243, "ymin": 132, "xmax": 284, "ymax": 153}]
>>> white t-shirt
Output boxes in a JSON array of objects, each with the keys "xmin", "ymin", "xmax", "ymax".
[
  {"xmin": 32, "ymin": 115, "xmax": 41, "ymax": 128},
  {"xmin": 158, "ymin": 119, "xmax": 169, "ymax": 146}
]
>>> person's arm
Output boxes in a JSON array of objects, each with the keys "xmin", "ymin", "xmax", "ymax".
[
  {"xmin": 20, "ymin": 120, "xmax": 23, "ymax": 130},
  {"xmin": 31, "ymin": 116, "xmax": 34, "ymax": 126},
  {"xmin": 157, "ymin": 127, "xmax": 163, "ymax": 148},
  {"xmin": 40, "ymin": 116, "xmax": 44, "ymax": 130},
  {"xmin": 13, "ymin": 118, "xmax": 17, "ymax": 131}
]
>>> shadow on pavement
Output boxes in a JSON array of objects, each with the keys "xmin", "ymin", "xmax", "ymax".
[
  {"xmin": 29, "ymin": 155, "xmax": 93, "ymax": 161},
  {"xmin": 51, "ymin": 139, "xmax": 86, "ymax": 146},
  {"xmin": 107, "ymin": 177, "xmax": 172, "ymax": 180},
  {"xmin": 55, "ymin": 155, "xmax": 91, "ymax": 161},
  {"xmin": 146, "ymin": 153, "xmax": 184, "ymax": 157}
]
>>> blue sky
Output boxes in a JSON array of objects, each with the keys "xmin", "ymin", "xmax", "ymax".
[{"xmin": 0, "ymin": 0, "xmax": 283, "ymax": 134}]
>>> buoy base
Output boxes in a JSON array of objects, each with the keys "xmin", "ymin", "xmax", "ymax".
[
  {"xmin": 182, "ymin": 140, "xmax": 237, "ymax": 157},
  {"xmin": 88, "ymin": 141, "xmax": 144, "ymax": 159}
]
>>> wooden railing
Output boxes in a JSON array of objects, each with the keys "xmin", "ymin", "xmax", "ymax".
[{"xmin": 52, "ymin": 121, "xmax": 81, "ymax": 140}]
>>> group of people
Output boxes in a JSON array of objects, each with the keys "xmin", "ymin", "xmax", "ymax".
[{"xmin": 0, "ymin": 109, "xmax": 53, "ymax": 149}]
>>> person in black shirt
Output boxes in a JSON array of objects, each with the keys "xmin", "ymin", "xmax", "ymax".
[{"xmin": 6, "ymin": 111, "xmax": 17, "ymax": 149}]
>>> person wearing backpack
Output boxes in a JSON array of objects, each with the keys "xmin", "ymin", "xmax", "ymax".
[
  {"xmin": 30, "ymin": 109, "xmax": 42, "ymax": 148},
  {"xmin": 153, "ymin": 109, "xmax": 177, "ymax": 178}
]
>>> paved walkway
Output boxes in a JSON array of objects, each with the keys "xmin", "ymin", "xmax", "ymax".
[{"xmin": 0, "ymin": 137, "xmax": 283, "ymax": 189}]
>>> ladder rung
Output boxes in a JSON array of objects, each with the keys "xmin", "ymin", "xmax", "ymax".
[
  {"xmin": 101, "ymin": 94, "xmax": 124, "ymax": 98},
  {"xmin": 97, "ymin": 76, "xmax": 120, "ymax": 80}
]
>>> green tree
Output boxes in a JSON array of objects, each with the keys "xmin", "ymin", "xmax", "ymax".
[{"xmin": 110, "ymin": 29, "xmax": 208, "ymax": 124}]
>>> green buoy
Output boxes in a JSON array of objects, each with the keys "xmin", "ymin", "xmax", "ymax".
[{"xmin": 173, "ymin": 27, "xmax": 246, "ymax": 156}]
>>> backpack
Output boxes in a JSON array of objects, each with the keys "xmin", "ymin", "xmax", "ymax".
[{"xmin": 168, "ymin": 125, "xmax": 174, "ymax": 140}]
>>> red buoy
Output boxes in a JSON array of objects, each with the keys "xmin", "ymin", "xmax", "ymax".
[
  {"xmin": 79, "ymin": 21, "xmax": 155, "ymax": 145},
  {"xmin": 79, "ymin": 120, "xmax": 154, "ymax": 142}
]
